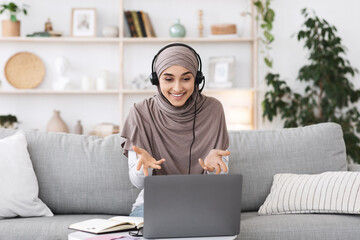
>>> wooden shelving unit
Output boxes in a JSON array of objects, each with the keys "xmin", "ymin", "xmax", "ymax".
[
  {"xmin": 117, "ymin": 0, "xmax": 258, "ymax": 129},
  {"xmin": 0, "ymin": 0, "xmax": 258, "ymax": 130}
]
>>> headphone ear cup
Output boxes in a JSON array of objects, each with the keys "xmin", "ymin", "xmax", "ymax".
[
  {"xmin": 195, "ymin": 71, "xmax": 204, "ymax": 85},
  {"xmin": 150, "ymin": 72, "xmax": 159, "ymax": 85}
]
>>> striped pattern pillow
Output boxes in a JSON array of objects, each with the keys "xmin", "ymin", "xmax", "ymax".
[{"xmin": 258, "ymin": 171, "xmax": 360, "ymax": 215}]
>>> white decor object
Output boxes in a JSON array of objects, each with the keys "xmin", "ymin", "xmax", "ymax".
[
  {"xmin": 0, "ymin": 131, "xmax": 53, "ymax": 219},
  {"xmin": 102, "ymin": 25, "xmax": 119, "ymax": 37},
  {"xmin": 96, "ymin": 70, "xmax": 110, "ymax": 90},
  {"xmin": 96, "ymin": 77, "xmax": 107, "ymax": 90},
  {"xmin": 258, "ymin": 172, "xmax": 360, "ymax": 215},
  {"xmin": 208, "ymin": 56, "xmax": 235, "ymax": 89},
  {"xmin": 131, "ymin": 74, "xmax": 152, "ymax": 89},
  {"xmin": 81, "ymin": 75, "xmax": 95, "ymax": 90},
  {"xmin": 52, "ymin": 57, "xmax": 71, "ymax": 91}
]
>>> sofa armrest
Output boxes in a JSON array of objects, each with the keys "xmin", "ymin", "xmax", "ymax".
[{"xmin": 348, "ymin": 164, "xmax": 360, "ymax": 172}]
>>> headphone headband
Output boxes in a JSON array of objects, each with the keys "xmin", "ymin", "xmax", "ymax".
[{"xmin": 150, "ymin": 43, "xmax": 205, "ymax": 92}]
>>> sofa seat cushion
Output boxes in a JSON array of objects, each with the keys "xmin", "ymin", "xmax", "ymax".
[
  {"xmin": 0, "ymin": 214, "xmax": 117, "ymax": 240},
  {"xmin": 0, "ymin": 129, "xmax": 141, "ymax": 215},
  {"xmin": 238, "ymin": 212, "xmax": 360, "ymax": 240},
  {"xmin": 228, "ymin": 123, "xmax": 347, "ymax": 212}
]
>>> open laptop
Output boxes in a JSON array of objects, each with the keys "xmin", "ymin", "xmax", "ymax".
[{"xmin": 143, "ymin": 174, "xmax": 242, "ymax": 239}]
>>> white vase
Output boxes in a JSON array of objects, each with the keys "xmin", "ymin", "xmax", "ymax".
[
  {"xmin": 102, "ymin": 26, "xmax": 119, "ymax": 37},
  {"xmin": 96, "ymin": 77, "xmax": 108, "ymax": 90},
  {"xmin": 81, "ymin": 76, "xmax": 95, "ymax": 90}
]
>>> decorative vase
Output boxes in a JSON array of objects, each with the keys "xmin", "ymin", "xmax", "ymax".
[
  {"xmin": 2, "ymin": 20, "xmax": 20, "ymax": 37},
  {"xmin": 169, "ymin": 19, "xmax": 186, "ymax": 38},
  {"xmin": 46, "ymin": 110, "xmax": 69, "ymax": 133},
  {"xmin": 74, "ymin": 120, "xmax": 83, "ymax": 134},
  {"xmin": 102, "ymin": 26, "xmax": 119, "ymax": 37}
]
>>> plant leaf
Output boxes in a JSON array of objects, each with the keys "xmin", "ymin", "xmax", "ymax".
[{"xmin": 10, "ymin": 14, "xmax": 17, "ymax": 22}]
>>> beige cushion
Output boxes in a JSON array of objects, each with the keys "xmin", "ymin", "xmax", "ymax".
[{"xmin": 258, "ymin": 171, "xmax": 360, "ymax": 215}]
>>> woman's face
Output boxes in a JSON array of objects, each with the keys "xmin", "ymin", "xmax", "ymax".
[{"xmin": 159, "ymin": 65, "xmax": 195, "ymax": 107}]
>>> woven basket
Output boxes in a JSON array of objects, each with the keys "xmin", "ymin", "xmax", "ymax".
[
  {"xmin": 211, "ymin": 24, "xmax": 237, "ymax": 35},
  {"xmin": 4, "ymin": 52, "xmax": 45, "ymax": 89}
]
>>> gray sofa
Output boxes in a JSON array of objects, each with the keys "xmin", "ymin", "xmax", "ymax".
[{"xmin": 1, "ymin": 122, "xmax": 359, "ymax": 240}]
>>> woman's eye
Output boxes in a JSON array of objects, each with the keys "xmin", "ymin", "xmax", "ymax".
[
  {"xmin": 164, "ymin": 78, "xmax": 172, "ymax": 81},
  {"xmin": 183, "ymin": 78, "xmax": 191, "ymax": 81}
]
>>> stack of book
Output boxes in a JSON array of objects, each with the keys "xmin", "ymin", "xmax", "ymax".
[{"xmin": 124, "ymin": 10, "xmax": 156, "ymax": 38}]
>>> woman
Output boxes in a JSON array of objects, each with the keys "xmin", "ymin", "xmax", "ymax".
[{"xmin": 121, "ymin": 43, "xmax": 230, "ymax": 217}]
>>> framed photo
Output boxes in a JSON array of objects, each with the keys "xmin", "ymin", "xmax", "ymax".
[
  {"xmin": 71, "ymin": 8, "xmax": 97, "ymax": 37},
  {"xmin": 208, "ymin": 56, "xmax": 235, "ymax": 88}
]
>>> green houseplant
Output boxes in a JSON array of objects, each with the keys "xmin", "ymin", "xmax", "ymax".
[
  {"xmin": 253, "ymin": 0, "xmax": 275, "ymax": 69},
  {"xmin": 0, "ymin": 2, "xmax": 28, "ymax": 36},
  {"xmin": 0, "ymin": 114, "xmax": 19, "ymax": 129},
  {"xmin": 262, "ymin": 9, "xmax": 360, "ymax": 163}
]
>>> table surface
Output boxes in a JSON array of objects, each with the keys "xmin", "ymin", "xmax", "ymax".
[{"xmin": 68, "ymin": 231, "xmax": 237, "ymax": 240}]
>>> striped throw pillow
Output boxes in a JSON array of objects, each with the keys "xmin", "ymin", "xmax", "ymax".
[{"xmin": 258, "ymin": 171, "xmax": 360, "ymax": 215}]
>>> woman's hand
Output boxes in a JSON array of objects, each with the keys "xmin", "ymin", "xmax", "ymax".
[
  {"xmin": 132, "ymin": 145, "xmax": 166, "ymax": 176},
  {"xmin": 198, "ymin": 149, "xmax": 230, "ymax": 174}
]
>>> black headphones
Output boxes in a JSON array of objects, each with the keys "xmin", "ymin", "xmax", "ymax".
[{"xmin": 150, "ymin": 43, "xmax": 205, "ymax": 92}]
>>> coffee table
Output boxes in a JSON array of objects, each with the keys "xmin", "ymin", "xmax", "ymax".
[{"xmin": 68, "ymin": 231, "xmax": 237, "ymax": 240}]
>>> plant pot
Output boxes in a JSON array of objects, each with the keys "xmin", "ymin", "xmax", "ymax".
[{"xmin": 2, "ymin": 20, "xmax": 20, "ymax": 37}]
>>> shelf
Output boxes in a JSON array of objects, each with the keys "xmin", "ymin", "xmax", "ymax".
[
  {"xmin": 122, "ymin": 37, "xmax": 255, "ymax": 43},
  {"xmin": 0, "ymin": 37, "xmax": 255, "ymax": 44},
  {"xmin": 0, "ymin": 37, "xmax": 120, "ymax": 43},
  {"xmin": 121, "ymin": 88, "xmax": 255, "ymax": 94},
  {"xmin": 0, "ymin": 88, "xmax": 254, "ymax": 95},
  {"xmin": 0, "ymin": 89, "xmax": 120, "ymax": 95}
]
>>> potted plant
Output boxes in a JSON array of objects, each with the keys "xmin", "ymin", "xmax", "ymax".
[
  {"xmin": 262, "ymin": 9, "xmax": 360, "ymax": 163},
  {"xmin": 0, "ymin": 2, "xmax": 28, "ymax": 37},
  {"xmin": 0, "ymin": 114, "xmax": 19, "ymax": 129}
]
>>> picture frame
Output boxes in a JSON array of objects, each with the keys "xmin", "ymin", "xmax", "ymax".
[
  {"xmin": 208, "ymin": 56, "xmax": 235, "ymax": 89},
  {"xmin": 71, "ymin": 8, "xmax": 97, "ymax": 37}
]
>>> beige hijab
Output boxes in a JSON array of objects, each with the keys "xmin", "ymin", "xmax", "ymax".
[{"xmin": 121, "ymin": 44, "xmax": 229, "ymax": 175}]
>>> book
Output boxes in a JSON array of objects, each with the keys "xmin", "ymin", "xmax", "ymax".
[
  {"xmin": 144, "ymin": 12, "xmax": 156, "ymax": 37},
  {"xmin": 123, "ymin": 14, "xmax": 131, "ymax": 38},
  {"xmin": 137, "ymin": 11, "xmax": 147, "ymax": 37},
  {"xmin": 141, "ymin": 11, "xmax": 152, "ymax": 38},
  {"xmin": 86, "ymin": 235, "xmax": 139, "ymax": 240},
  {"xmin": 131, "ymin": 11, "xmax": 143, "ymax": 38},
  {"xmin": 68, "ymin": 231, "xmax": 139, "ymax": 240},
  {"xmin": 124, "ymin": 11, "xmax": 137, "ymax": 37},
  {"xmin": 69, "ymin": 216, "xmax": 143, "ymax": 234}
]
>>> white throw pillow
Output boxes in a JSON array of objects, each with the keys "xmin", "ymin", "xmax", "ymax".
[
  {"xmin": 258, "ymin": 171, "xmax": 360, "ymax": 215},
  {"xmin": 0, "ymin": 131, "xmax": 53, "ymax": 219}
]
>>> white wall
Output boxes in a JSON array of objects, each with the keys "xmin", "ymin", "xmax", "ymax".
[
  {"xmin": 258, "ymin": 0, "xmax": 360, "ymax": 129},
  {"xmin": 1, "ymin": 0, "xmax": 359, "ymax": 132}
]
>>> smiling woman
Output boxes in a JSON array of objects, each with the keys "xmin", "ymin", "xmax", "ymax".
[{"xmin": 120, "ymin": 43, "xmax": 230, "ymax": 218}]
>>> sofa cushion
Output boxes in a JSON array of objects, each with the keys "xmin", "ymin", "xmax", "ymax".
[
  {"xmin": 228, "ymin": 123, "xmax": 347, "ymax": 212},
  {"xmin": 238, "ymin": 211, "xmax": 360, "ymax": 240},
  {"xmin": 0, "ymin": 214, "xmax": 117, "ymax": 240},
  {"xmin": 0, "ymin": 131, "xmax": 53, "ymax": 219},
  {"xmin": 258, "ymin": 171, "xmax": 360, "ymax": 215},
  {"xmin": 0, "ymin": 129, "xmax": 140, "ymax": 215}
]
